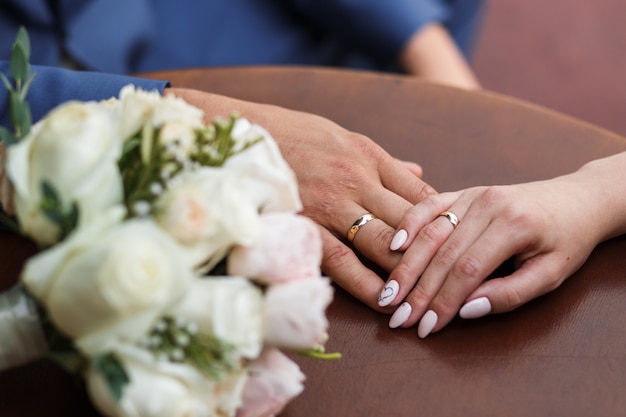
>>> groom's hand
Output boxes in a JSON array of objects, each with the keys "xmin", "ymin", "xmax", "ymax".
[{"xmin": 167, "ymin": 88, "xmax": 436, "ymax": 311}]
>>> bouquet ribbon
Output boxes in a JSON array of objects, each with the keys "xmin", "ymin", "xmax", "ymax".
[{"xmin": 0, "ymin": 284, "xmax": 47, "ymax": 371}]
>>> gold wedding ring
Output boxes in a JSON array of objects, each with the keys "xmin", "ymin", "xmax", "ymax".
[
  {"xmin": 347, "ymin": 213, "xmax": 376, "ymax": 242},
  {"xmin": 438, "ymin": 211, "xmax": 460, "ymax": 228}
]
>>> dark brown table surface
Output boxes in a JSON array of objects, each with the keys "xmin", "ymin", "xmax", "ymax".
[{"xmin": 1, "ymin": 67, "xmax": 625, "ymax": 417}]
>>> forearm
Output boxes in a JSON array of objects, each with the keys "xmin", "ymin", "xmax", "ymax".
[{"xmin": 400, "ymin": 24, "xmax": 480, "ymax": 89}]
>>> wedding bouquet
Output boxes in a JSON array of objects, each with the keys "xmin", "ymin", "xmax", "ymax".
[{"xmin": 0, "ymin": 29, "xmax": 337, "ymax": 417}]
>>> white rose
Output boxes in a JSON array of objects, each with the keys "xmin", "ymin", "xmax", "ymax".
[
  {"xmin": 151, "ymin": 90, "xmax": 204, "ymax": 129},
  {"xmin": 117, "ymin": 85, "xmax": 161, "ymax": 139},
  {"xmin": 86, "ymin": 343, "xmax": 221, "ymax": 417},
  {"xmin": 6, "ymin": 101, "xmax": 123, "ymax": 245},
  {"xmin": 117, "ymin": 85, "xmax": 204, "ymax": 140},
  {"xmin": 237, "ymin": 348, "xmax": 305, "ymax": 417},
  {"xmin": 263, "ymin": 278, "xmax": 333, "ymax": 350},
  {"xmin": 227, "ymin": 213, "xmax": 323, "ymax": 285},
  {"xmin": 22, "ymin": 212, "xmax": 193, "ymax": 356},
  {"xmin": 155, "ymin": 168, "xmax": 261, "ymax": 268},
  {"xmin": 172, "ymin": 276, "xmax": 264, "ymax": 360},
  {"xmin": 226, "ymin": 119, "xmax": 302, "ymax": 213}
]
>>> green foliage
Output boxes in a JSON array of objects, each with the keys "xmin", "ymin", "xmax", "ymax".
[
  {"xmin": 186, "ymin": 333, "xmax": 238, "ymax": 381},
  {"xmin": 91, "ymin": 354, "xmax": 130, "ymax": 402},
  {"xmin": 1, "ymin": 26, "xmax": 35, "ymax": 145},
  {"xmin": 191, "ymin": 114, "xmax": 263, "ymax": 167},
  {"xmin": 144, "ymin": 316, "xmax": 238, "ymax": 381},
  {"xmin": 39, "ymin": 180, "xmax": 80, "ymax": 240}
]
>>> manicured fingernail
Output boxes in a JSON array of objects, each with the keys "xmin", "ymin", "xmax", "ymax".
[
  {"xmin": 389, "ymin": 302, "xmax": 412, "ymax": 328},
  {"xmin": 378, "ymin": 280, "xmax": 399, "ymax": 307},
  {"xmin": 390, "ymin": 229, "xmax": 408, "ymax": 251},
  {"xmin": 417, "ymin": 310, "xmax": 438, "ymax": 339},
  {"xmin": 459, "ymin": 297, "xmax": 491, "ymax": 319}
]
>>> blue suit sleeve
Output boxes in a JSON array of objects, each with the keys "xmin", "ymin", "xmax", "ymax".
[{"xmin": 0, "ymin": 62, "xmax": 169, "ymax": 128}]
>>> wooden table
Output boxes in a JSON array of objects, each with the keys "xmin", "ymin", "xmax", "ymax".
[{"xmin": 1, "ymin": 67, "xmax": 625, "ymax": 417}]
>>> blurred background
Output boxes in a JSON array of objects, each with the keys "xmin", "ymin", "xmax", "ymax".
[{"xmin": 472, "ymin": 0, "xmax": 626, "ymax": 137}]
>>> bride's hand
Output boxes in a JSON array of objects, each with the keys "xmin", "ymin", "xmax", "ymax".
[{"xmin": 378, "ymin": 161, "xmax": 620, "ymax": 337}]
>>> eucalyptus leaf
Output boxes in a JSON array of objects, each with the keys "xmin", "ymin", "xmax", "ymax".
[
  {"xmin": 0, "ymin": 72, "xmax": 12, "ymax": 92},
  {"xmin": 91, "ymin": 354, "xmax": 129, "ymax": 402},
  {"xmin": 8, "ymin": 90, "xmax": 22, "ymax": 129},
  {"xmin": 10, "ymin": 42, "xmax": 28, "ymax": 82},
  {"xmin": 20, "ymin": 73, "xmax": 37, "ymax": 100},
  {"xmin": 41, "ymin": 180, "xmax": 60, "ymax": 203},
  {"xmin": 0, "ymin": 126, "xmax": 17, "ymax": 146},
  {"xmin": 16, "ymin": 26, "xmax": 31, "ymax": 58}
]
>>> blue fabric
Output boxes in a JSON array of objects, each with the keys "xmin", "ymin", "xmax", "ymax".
[
  {"xmin": 0, "ymin": 0, "xmax": 484, "ymax": 127},
  {"xmin": 0, "ymin": 0, "xmax": 485, "ymax": 74},
  {"xmin": 0, "ymin": 62, "xmax": 168, "ymax": 127}
]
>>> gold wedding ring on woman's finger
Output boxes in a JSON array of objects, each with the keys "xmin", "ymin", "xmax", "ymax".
[
  {"xmin": 347, "ymin": 213, "xmax": 376, "ymax": 242},
  {"xmin": 438, "ymin": 211, "xmax": 460, "ymax": 228}
]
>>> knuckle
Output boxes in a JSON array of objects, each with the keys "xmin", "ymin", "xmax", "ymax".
[
  {"xmin": 391, "ymin": 260, "xmax": 418, "ymax": 284},
  {"xmin": 431, "ymin": 293, "xmax": 459, "ymax": 318},
  {"xmin": 431, "ymin": 241, "xmax": 459, "ymax": 269},
  {"xmin": 405, "ymin": 282, "xmax": 432, "ymax": 308},
  {"xmin": 371, "ymin": 224, "xmax": 396, "ymax": 250},
  {"xmin": 478, "ymin": 186, "xmax": 508, "ymax": 208},
  {"xmin": 417, "ymin": 221, "xmax": 447, "ymax": 248},
  {"xmin": 451, "ymin": 254, "xmax": 482, "ymax": 282},
  {"xmin": 419, "ymin": 193, "xmax": 441, "ymax": 212},
  {"xmin": 503, "ymin": 287, "xmax": 525, "ymax": 311},
  {"xmin": 416, "ymin": 182, "xmax": 438, "ymax": 200},
  {"xmin": 321, "ymin": 242, "xmax": 354, "ymax": 273}
]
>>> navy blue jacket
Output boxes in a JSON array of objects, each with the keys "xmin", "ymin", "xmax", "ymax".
[
  {"xmin": 0, "ymin": 0, "xmax": 483, "ymax": 126},
  {"xmin": 0, "ymin": 0, "xmax": 484, "ymax": 73}
]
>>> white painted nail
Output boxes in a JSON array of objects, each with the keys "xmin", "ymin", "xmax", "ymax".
[
  {"xmin": 459, "ymin": 297, "xmax": 491, "ymax": 319},
  {"xmin": 378, "ymin": 280, "xmax": 399, "ymax": 307},
  {"xmin": 389, "ymin": 302, "xmax": 412, "ymax": 328},
  {"xmin": 417, "ymin": 310, "xmax": 438, "ymax": 339},
  {"xmin": 390, "ymin": 229, "xmax": 408, "ymax": 251}
]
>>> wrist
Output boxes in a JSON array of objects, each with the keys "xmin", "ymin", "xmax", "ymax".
[{"xmin": 575, "ymin": 153, "xmax": 626, "ymax": 241}]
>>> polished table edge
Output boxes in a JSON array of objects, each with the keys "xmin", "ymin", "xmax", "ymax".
[{"xmin": 142, "ymin": 65, "xmax": 626, "ymax": 143}]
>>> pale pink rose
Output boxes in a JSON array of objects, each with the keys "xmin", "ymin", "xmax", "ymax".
[
  {"xmin": 227, "ymin": 213, "xmax": 322, "ymax": 285},
  {"xmin": 263, "ymin": 278, "xmax": 333, "ymax": 350},
  {"xmin": 236, "ymin": 348, "xmax": 305, "ymax": 417}
]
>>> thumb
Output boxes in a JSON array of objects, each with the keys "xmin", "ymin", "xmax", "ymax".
[{"xmin": 459, "ymin": 255, "xmax": 568, "ymax": 318}]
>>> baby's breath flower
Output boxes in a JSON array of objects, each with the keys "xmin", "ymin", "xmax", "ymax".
[{"xmin": 132, "ymin": 200, "xmax": 151, "ymax": 217}]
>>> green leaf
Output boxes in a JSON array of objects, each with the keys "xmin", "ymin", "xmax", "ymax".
[
  {"xmin": 10, "ymin": 42, "xmax": 28, "ymax": 83},
  {"xmin": 38, "ymin": 181, "xmax": 80, "ymax": 239},
  {"xmin": 8, "ymin": 90, "xmax": 31, "ymax": 138},
  {"xmin": 41, "ymin": 180, "xmax": 60, "ymax": 203},
  {"xmin": 0, "ymin": 73, "xmax": 12, "ymax": 92},
  {"xmin": 15, "ymin": 26, "xmax": 31, "ymax": 58},
  {"xmin": 20, "ymin": 72, "xmax": 37, "ymax": 100},
  {"xmin": 0, "ymin": 126, "xmax": 17, "ymax": 147},
  {"xmin": 91, "ymin": 354, "xmax": 130, "ymax": 402}
]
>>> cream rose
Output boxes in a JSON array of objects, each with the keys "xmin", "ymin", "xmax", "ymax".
[
  {"xmin": 6, "ymin": 101, "xmax": 123, "ymax": 245},
  {"xmin": 86, "ymin": 343, "xmax": 221, "ymax": 417},
  {"xmin": 172, "ymin": 276, "xmax": 264, "ymax": 360},
  {"xmin": 154, "ymin": 168, "xmax": 261, "ymax": 268},
  {"xmin": 263, "ymin": 278, "xmax": 333, "ymax": 350},
  {"xmin": 225, "ymin": 119, "xmax": 302, "ymax": 213},
  {"xmin": 21, "ymin": 211, "xmax": 193, "ymax": 356},
  {"xmin": 227, "ymin": 213, "xmax": 323, "ymax": 285}
]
